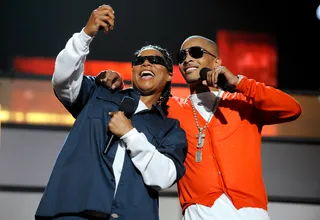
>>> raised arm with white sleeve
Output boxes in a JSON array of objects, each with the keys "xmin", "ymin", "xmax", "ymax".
[{"xmin": 52, "ymin": 29, "xmax": 93, "ymax": 105}]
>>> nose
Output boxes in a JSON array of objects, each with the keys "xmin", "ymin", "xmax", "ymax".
[{"xmin": 142, "ymin": 58, "xmax": 152, "ymax": 67}]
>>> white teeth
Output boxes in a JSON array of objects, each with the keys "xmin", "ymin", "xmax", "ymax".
[
  {"xmin": 185, "ymin": 67, "xmax": 198, "ymax": 73},
  {"xmin": 140, "ymin": 71, "xmax": 155, "ymax": 77}
]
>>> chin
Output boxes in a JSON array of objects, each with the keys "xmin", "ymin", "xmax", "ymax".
[
  {"xmin": 137, "ymin": 88, "xmax": 155, "ymax": 96},
  {"xmin": 184, "ymin": 75, "xmax": 200, "ymax": 84}
]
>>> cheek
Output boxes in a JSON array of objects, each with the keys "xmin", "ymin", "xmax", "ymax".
[
  {"xmin": 131, "ymin": 68, "xmax": 140, "ymax": 78},
  {"xmin": 160, "ymin": 74, "xmax": 171, "ymax": 86},
  {"xmin": 178, "ymin": 65, "xmax": 184, "ymax": 74},
  {"xmin": 132, "ymin": 66, "xmax": 138, "ymax": 74},
  {"xmin": 202, "ymin": 59, "xmax": 215, "ymax": 67},
  {"xmin": 157, "ymin": 79, "xmax": 168, "ymax": 91}
]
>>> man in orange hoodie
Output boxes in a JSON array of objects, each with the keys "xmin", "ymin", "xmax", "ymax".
[{"xmin": 97, "ymin": 35, "xmax": 302, "ymax": 220}]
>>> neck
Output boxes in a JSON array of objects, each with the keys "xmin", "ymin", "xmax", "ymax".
[
  {"xmin": 189, "ymin": 82, "xmax": 219, "ymax": 95},
  {"xmin": 140, "ymin": 94, "xmax": 161, "ymax": 109}
]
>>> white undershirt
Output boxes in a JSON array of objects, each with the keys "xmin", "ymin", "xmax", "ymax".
[{"xmin": 185, "ymin": 91, "xmax": 270, "ymax": 220}]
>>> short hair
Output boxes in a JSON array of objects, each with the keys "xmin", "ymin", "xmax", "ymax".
[{"xmin": 184, "ymin": 35, "xmax": 219, "ymax": 55}]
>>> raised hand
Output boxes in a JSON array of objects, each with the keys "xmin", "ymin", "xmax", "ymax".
[
  {"xmin": 84, "ymin": 4, "xmax": 115, "ymax": 37},
  {"xmin": 202, "ymin": 66, "xmax": 239, "ymax": 88}
]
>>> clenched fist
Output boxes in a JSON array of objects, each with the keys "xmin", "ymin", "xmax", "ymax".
[{"xmin": 108, "ymin": 111, "xmax": 133, "ymax": 137}]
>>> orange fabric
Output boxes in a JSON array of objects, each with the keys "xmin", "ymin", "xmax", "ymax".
[{"xmin": 168, "ymin": 76, "xmax": 301, "ymax": 213}]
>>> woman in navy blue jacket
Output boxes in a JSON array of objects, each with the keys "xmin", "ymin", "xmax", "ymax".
[{"xmin": 35, "ymin": 5, "xmax": 187, "ymax": 220}]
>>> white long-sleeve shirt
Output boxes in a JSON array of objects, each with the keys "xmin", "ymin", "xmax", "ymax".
[{"xmin": 52, "ymin": 28, "xmax": 177, "ymax": 193}]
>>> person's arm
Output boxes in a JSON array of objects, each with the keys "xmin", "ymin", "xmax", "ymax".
[
  {"xmin": 203, "ymin": 66, "xmax": 301, "ymax": 125},
  {"xmin": 107, "ymin": 110, "xmax": 187, "ymax": 191},
  {"xmin": 53, "ymin": 4, "xmax": 117, "ymax": 103},
  {"xmin": 236, "ymin": 76, "xmax": 302, "ymax": 125},
  {"xmin": 121, "ymin": 122, "xmax": 187, "ymax": 191},
  {"xmin": 52, "ymin": 5, "xmax": 117, "ymax": 117},
  {"xmin": 52, "ymin": 29, "xmax": 93, "ymax": 105},
  {"xmin": 110, "ymin": 112, "xmax": 187, "ymax": 191}
]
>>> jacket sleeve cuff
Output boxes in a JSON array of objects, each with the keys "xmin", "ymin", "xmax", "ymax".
[
  {"xmin": 235, "ymin": 75, "xmax": 248, "ymax": 92},
  {"xmin": 120, "ymin": 128, "xmax": 138, "ymax": 141}
]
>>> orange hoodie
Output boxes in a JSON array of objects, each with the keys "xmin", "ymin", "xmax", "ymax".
[{"xmin": 168, "ymin": 76, "xmax": 301, "ymax": 213}]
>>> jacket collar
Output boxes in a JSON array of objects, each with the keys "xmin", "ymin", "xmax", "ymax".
[{"xmin": 121, "ymin": 88, "xmax": 166, "ymax": 119}]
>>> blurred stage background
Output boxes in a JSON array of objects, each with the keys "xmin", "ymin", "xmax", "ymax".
[{"xmin": 0, "ymin": 0, "xmax": 320, "ymax": 219}]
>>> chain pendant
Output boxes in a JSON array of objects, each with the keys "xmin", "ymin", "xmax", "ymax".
[
  {"xmin": 190, "ymin": 93, "xmax": 221, "ymax": 164},
  {"xmin": 195, "ymin": 149, "xmax": 202, "ymax": 162},
  {"xmin": 196, "ymin": 129, "xmax": 205, "ymax": 148}
]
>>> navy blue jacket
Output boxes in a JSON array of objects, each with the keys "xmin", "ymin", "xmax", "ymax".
[{"xmin": 35, "ymin": 76, "xmax": 187, "ymax": 220}]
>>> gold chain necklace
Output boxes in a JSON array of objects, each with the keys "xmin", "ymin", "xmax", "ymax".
[{"xmin": 189, "ymin": 89, "xmax": 222, "ymax": 162}]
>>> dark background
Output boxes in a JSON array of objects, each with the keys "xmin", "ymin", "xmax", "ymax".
[{"xmin": 1, "ymin": 0, "xmax": 320, "ymax": 91}]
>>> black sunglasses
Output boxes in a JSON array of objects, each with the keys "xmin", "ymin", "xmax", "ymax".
[
  {"xmin": 177, "ymin": 46, "xmax": 217, "ymax": 64},
  {"xmin": 132, "ymin": 55, "xmax": 168, "ymax": 69}
]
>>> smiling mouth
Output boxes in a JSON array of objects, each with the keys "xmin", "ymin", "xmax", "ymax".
[
  {"xmin": 185, "ymin": 67, "xmax": 198, "ymax": 74},
  {"xmin": 140, "ymin": 70, "xmax": 155, "ymax": 79}
]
